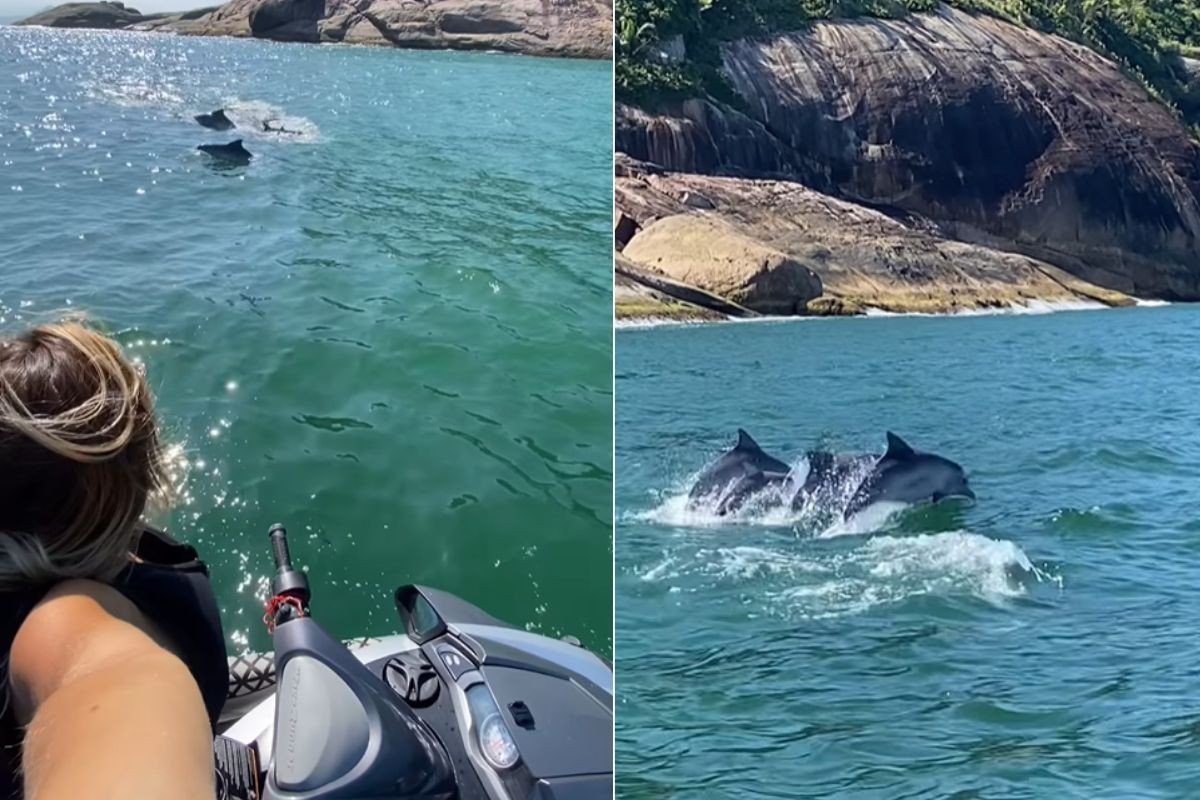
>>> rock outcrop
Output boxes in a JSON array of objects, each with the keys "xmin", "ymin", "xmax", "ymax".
[
  {"xmin": 616, "ymin": 156, "xmax": 1134, "ymax": 315},
  {"xmin": 16, "ymin": 1, "xmax": 151, "ymax": 28},
  {"xmin": 615, "ymin": 253, "xmax": 747, "ymax": 321},
  {"xmin": 616, "ymin": 5, "xmax": 1200, "ymax": 310},
  {"xmin": 624, "ymin": 215, "xmax": 822, "ymax": 314},
  {"xmin": 22, "ymin": 0, "xmax": 612, "ymax": 59}
]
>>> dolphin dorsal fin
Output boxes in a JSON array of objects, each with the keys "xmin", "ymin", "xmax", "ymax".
[
  {"xmin": 884, "ymin": 432, "xmax": 915, "ymax": 460},
  {"xmin": 735, "ymin": 429, "xmax": 760, "ymax": 452}
]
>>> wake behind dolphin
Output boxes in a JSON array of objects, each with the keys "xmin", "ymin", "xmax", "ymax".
[{"xmin": 687, "ymin": 429, "xmax": 974, "ymax": 524}]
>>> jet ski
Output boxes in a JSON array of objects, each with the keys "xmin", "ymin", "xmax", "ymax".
[{"xmin": 213, "ymin": 524, "xmax": 612, "ymax": 800}]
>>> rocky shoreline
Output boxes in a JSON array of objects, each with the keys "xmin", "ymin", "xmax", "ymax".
[
  {"xmin": 615, "ymin": 154, "xmax": 1136, "ymax": 320},
  {"xmin": 615, "ymin": 5, "xmax": 1200, "ymax": 322},
  {"xmin": 14, "ymin": 0, "xmax": 612, "ymax": 60}
]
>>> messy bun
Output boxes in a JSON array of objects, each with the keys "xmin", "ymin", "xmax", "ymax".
[{"xmin": 0, "ymin": 320, "xmax": 167, "ymax": 589}]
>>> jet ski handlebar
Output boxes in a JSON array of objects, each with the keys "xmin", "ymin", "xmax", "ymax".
[
  {"xmin": 268, "ymin": 522, "xmax": 294, "ymax": 571},
  {"xmin": 266, "ymin": 523, "xmax": 310, "ymax": 628}
]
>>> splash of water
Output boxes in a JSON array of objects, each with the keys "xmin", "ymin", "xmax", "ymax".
[
  {"xmin": 632, "ymin": 456, "xmax": 900, "ymax": 537},
  {"xmin": 219, "ymin": 99, "xmax": 321, "ymax": 143},
  {"xmin": 636, "ymin": 531, "xmax": 1049, "ymax": 618}
]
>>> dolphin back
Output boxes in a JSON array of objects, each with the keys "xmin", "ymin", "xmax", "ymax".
[
  {"xmin": 688, "ymin": 429, "xmax": 791, "ymax": 504},
  {"xmin": 843, "ymin": 433, "xmax": 970, "ymax": 519},
  {"xmin": 197, "ymin": 140, "xmax": 251, "ymax": 161},
  {"xmin": 715, "ymin": 469, "xmax": 789, "ymax": 516}
]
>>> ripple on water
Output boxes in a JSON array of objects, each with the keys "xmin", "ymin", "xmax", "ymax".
[{"xmin": 2, "ymin": 25, "xmax": 612, "ymax": 654}]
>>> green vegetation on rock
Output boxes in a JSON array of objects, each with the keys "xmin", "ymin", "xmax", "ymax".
[{"xmin": 616, "ymin": 0, "xmax": 1200, "ymax": 120}]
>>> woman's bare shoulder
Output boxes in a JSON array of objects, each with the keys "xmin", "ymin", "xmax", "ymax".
[{"xmin": 10, "ymin": 579, "xmax": 166, "ymax": 718}]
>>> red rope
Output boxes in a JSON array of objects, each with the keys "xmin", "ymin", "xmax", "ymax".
[{"xmin": 263, "ymin": 594, "xmax": 306, "ymax": 632}]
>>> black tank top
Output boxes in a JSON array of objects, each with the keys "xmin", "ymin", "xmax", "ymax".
[{"xmin": 0, "ymin": 527, "xmax": 228, "ymax": 799}]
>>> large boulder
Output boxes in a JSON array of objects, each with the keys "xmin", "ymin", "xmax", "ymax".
[
  {"xmin": 616, "ymin": 160, "xmax": 1133, "ymax": 314},
  {"xmin": 248, "ymin": 0, "xmax": 325, "ymax": 39},
  {"xmin": 1176, "ymin": 56, "xmax": 1200, "ymax": 121},
  {"xmin": 616, "ymin": 5, "xmax": 1200, "ymax": 300},
  {"xmin": 17, "ymin": 1, "xmax": 147, "ymax": 28},
  {"xmin": 623, "ymin": 214, "xmax": 823, "ymax": 315}
]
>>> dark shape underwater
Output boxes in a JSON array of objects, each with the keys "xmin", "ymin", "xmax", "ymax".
[{"xmin": 197, "ymin": 139, "xmax": 252, "ymax": 164}]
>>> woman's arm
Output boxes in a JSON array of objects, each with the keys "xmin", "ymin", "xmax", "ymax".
[{"xmin": 10, "ymin": 579, "xmax": 214, "ymax": 800}]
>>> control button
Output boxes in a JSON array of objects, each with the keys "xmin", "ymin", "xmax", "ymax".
[
  {"xmin": 437, "ymin": 645, "xmax": 473, "ymax": 680},
  {"xmin": 508, "ymin": 700, "xmax": 535, "ymax": 730}
]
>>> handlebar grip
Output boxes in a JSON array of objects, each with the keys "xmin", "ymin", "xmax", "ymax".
[
  {"xmin": 266, "ymin": 522, "xmax": 310, "ymax": 613},
  {"xmin": 269, "ymin": 523, "xmax": 292, "ymax": 571}
]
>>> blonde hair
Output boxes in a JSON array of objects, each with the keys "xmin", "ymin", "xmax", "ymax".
[{"xmin": 0, "ymin": 320, "xmax": 167, "ymax": 590}]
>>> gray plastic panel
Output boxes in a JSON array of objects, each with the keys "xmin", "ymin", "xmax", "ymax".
[
  {"xmin": 531, "ymin": 776, "xmax": 612, "ymax": 800},
  {"xmin": 263, "ymin": 617, "xmax": 456, "ymax": 799},
  {"xmin": 456, "ymin": 625, "xmax": 612, "ymax": 696},
  {"xmin": 274, "ymin": 656, "xmax": 371, "ymax": 790},
  {"xmin": 480, "ymin": 666, "xmax": 612, "ymax": 779},
  {"xmin": 410, "ymin": 586, "xmax": 512, "ymax": 630}
]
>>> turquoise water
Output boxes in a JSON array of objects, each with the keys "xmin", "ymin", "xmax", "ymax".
[
  {"xmin": 617, "ymin": 306, "xmax": 1200, "ymax": 797},
  {"xmin": 1, "ymin": 26, "xmax": 612, "ymax": 655}
]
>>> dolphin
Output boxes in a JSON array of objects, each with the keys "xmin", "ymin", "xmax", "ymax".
[
  {"xmin": 714, "ymin": 468, "xmax": 792, "ymax": 516},
  {"xmin": 262, "ymin": 119, "xmax": 300, "ymax": 135},
  {"xmin": 837, "ymin": 432, "xmax": 974, "ymax": 519},
  {"xmin": 688, "ymin": 429, "xmax": 791, "ymax": 513},
  {"xmin": 197, "ymin": 139, "xmax": 252, "ymax": 164},
  {"xmin": 194, "ymin": 109, "xmax": 235, "ymax": 131},
  {"xmin": 788, "ymin": 450, "xmax": 875, "ymax": 501}
]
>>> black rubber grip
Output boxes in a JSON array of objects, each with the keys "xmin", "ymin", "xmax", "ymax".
[{"xmin": 268, "ymin": 524, "xmax": 291, "ymax": 571}]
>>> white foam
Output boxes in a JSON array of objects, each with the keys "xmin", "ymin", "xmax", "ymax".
[
  {"xmin": 702, "ymin": 545, "xmax": 829, "ymax": 581},
  {"xmin": 863, "ymin": 298, "xmax": 1107, "ymax": 317},
  {"xmin": 859, "ymin": 531, "xmax": 1036, "ymax": 600},
  {"xmin": 614, "ymin": 316, "xmax": 713, "ymax": 331},
  {"xmin": 1134, "ymin": 298, "xmax": 1170, "ymax": 307},
  {"xmin": 635, "ymin": 531, "xmax": 1045, "ymax": 619},
  {"xmin": 629, "ymin": 470, "xmax": 803, "ymax": 530},
  {"xmin": 616, "ymin": 296, "xmax": 1125, "ymax": 330},
  {"xmin": 630, "ymin": 490, "xmax": 741, "ymax": 529},
  {"xmin": 85, "ymin": 78, "xmax": 185, "ymax": 109},
  {"xmin": 631, "ymin": 456, "xmax": 902, "ymax": 537},
  {"xmin": 817, "ymin": 501, "xmax": 909, "ymax": 538},
  {"xmin": 639, "ymin": 553, "xmax": 679, "ymax": 582},
  {"xmin": 221, "ymin": 100, "xmax": 321, "ymax": 143}
]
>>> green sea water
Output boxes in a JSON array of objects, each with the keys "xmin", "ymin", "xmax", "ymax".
[
  {"xmin": 617, "ymin": 305, "xmax": 1200, "ymax": 798},
  {"xmin": 0, "ymin": 26, "xmax": 613, "ymax": 655}
]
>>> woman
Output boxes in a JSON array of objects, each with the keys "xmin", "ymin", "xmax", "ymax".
[{"xmin": 0, "ymin": 320, "xmax": 226, "ymax": 799}]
